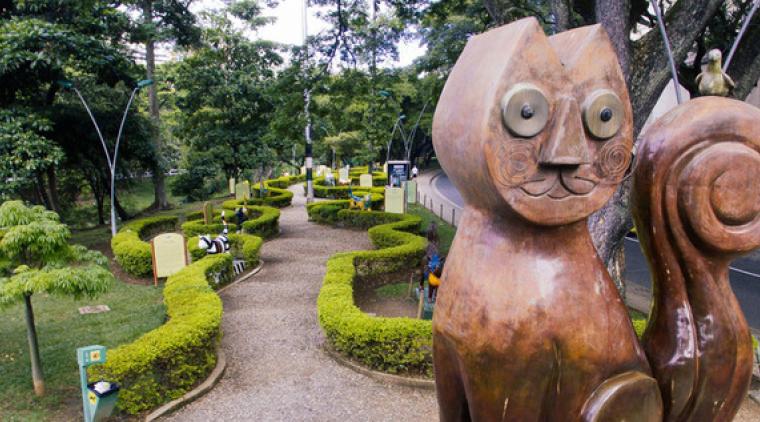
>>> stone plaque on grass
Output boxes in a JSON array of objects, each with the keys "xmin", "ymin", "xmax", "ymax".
[{"xmin": 78, "ymin": 305, "xmax": 111, "ymax": 315}]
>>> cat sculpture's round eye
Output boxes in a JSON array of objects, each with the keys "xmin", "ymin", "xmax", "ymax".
[
  {"xmin": 501, "ymin": 83, "xmax": 549, "ymax": 138},
  {"xmin": 583, "ymin": 90, "xmax": 624, "ymax": 139}
]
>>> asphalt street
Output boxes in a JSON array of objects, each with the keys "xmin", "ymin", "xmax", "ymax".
[{"xmin": 434, "ymin": 172, "xmax": 760, "ymax": 330}]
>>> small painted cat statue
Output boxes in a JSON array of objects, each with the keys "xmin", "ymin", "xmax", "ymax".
[{"xmin": 431, "ymin": 17, "xmax": 760, "ymax": 422}]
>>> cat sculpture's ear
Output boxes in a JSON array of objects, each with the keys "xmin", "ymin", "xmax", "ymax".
[
  {"xmin": 632, "ymin": 96, "xmax": 760, "ymax": 421},
  {"xmin": 433, "ymin": 17, "xmax": 633, "ymax": 226}
]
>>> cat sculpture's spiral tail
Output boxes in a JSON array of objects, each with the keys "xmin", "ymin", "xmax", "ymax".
[{"xmin": 631, "ymin": 97, "xmax": 760, "ymax": 421}]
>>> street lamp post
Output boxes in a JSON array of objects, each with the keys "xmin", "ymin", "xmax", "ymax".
[
  {"xmin": 59, "ymin": 79, "xmax": 153, "ymax": 236},
  {"xmin": 302, "ymin": 0, "xmax": 314, "ymax": 203},
  {"xmin": 379, "ymin": 90, "xmax": 430, "ymax": 163}
]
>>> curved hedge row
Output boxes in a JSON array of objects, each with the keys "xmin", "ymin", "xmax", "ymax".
[
  {"xmin": 223, "ymin": 176, "xmax": 301, "ymax": 209},
  {"xmin": 307, "ymin": 200, "xmax": 432, "ymax": 376},
  {"xmin": 90, "ymin": 254, "xmax": 225, "ymax": 414},
  {"xmin": 181, "ymin": 206, "xmax": 280, "ymax": 239},
  {"xmin": 113, "ymin": 203, "xmax": 279, "ymax": 278},
  {"xmin": 91, "ymin": 232, "xmax": 263, "ymax": 414},
  {"xmin": 110, "ymin": 216, "xmax": 178, "ymax": 277},
  {"xmin": 307, "ymin": 169, "xmax": 387, "ymax": 199},
  {"xmin": 187, "ymin": 232, "xmax": 263, "ymax": 265}
]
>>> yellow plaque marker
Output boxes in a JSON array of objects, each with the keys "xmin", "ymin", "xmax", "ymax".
[{"xmin": 150, "ymin": 233, "xmax": 188, "ymax": 286}]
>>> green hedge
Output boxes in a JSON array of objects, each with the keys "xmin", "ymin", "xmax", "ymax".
[
  {"xmin": 181, "ymin": 206, "xmax": 280, "ymax": 239},
  {"xmin": 307, "ymin": 201, "xmax": 432, "ymax": 375},
  {"xmin": 186, "ymin": 232, "xmax": 263, "ymax": 269},
  {"xmin": 266, "ymin": 174, "xmax": 305, "ymax": 189},
  {"xmin": 222, "ymin": 185, "xmax": 293, "ymax": 209},
  {"xmin": 89, "ymin": 253, "xmax": 229, "ymax": 414},
  {"xmin": 110, "ymin": 216, "xmax": 178, "ymax": 277},
  {"xmin": 313, "ymin": 183, "xmax": 386, "ymax": 200}
]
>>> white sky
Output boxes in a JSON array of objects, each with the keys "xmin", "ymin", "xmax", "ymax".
[{"xmin": 189, "ymin": 0, "xmax": 425, "ymax": 67}]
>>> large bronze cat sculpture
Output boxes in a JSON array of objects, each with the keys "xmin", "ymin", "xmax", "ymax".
[{"xmin": 431, "ymin": 17, "xmax": 760, "ymax": 422}]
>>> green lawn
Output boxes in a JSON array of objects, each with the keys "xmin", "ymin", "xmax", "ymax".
[
  {"xmin": 408, "ymin": 204, "xmax": 456, "ymax": 255},
  {"xmin": 375, "ymin": 282, "xmax": 409, "ymax": 299},
  {"xmin": 0, "ymin": 282, "xmax": 165, "ymax": 421}
]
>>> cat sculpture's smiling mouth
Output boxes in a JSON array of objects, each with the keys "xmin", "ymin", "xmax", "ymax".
[{"xmin": 519, "ymin": 171, "xmax": 597, "ymax": 199}]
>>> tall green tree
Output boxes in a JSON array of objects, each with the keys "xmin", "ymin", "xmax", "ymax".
[
  {"xmin": 125, "ymin": 0, "xmax": 200, "ymax": 210},
  {"xmin": 0, "ymin": 201, "xmax": 114, "ymax": 396},
  {"xmin": 170, "ymin": 6, "xmax": 282, "ymax": 200},
  {"xmin": 0, "ymin": 1, "xmax": 142, "ymax": 215}
]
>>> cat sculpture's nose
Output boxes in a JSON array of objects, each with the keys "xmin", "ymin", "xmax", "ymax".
[{"xmin": 539, "ymin": 97, "xmax": 590, "ymax": 167}]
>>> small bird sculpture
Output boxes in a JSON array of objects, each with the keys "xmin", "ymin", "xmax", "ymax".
[{"xmin": 696, "ymin": 49, "xmax": 735, "ymax": 97}]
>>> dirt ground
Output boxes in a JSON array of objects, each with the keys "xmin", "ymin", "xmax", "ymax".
[{"xmin": 354, "ymin": 280, "xmax": 421, "ymax": 318}]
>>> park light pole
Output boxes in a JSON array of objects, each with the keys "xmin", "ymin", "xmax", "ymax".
[
  {"xmin": 379, "ymin": 90, "xmax": 430, "ymax": 163},
  {"xmin": 58, "ymin": 79, "xmax": 153, "ymax": 236},
  {"xmin": 302, "ymin": 0, "xmax": 314, "ymax": 202}
]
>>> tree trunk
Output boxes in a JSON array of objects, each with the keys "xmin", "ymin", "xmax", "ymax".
[
  {"xmin": 144, "ymin": 1, "xmax": 168, "ymax": 210},
  {"xmin": 94, "ymin": 186, "xmax": 105, "ymax": 225},
  {"xmin": 550, "ymin": 0, "xmax": 570, "ymax": 33},
  {"xmin": 24, "ymin": 294, "xmax": 45, "ymax": 397},
  {"xmin": 629, "ymin": 0, "xmax": 723, "ymax": 135},
  {"xmin": 595, "ymin": 0, "xmax": 631, "ymax": 80},
  {"xmin": 45, "ymin": 166, "xmax": 61, "ymax": 215},
  {"xmin": 588, "ymin": 0, "xmax": 722, "ymax": 296},
  {"xmin": 725, "ymin": 11, "xmax": 760, "ymax": 101},
  {"xmin": 35, "ymin": 172, "xmax": 52, "ymax": 210},
  {"xmin": 113, "ymin": 192, "xmax": 129, "ymax": 221}
]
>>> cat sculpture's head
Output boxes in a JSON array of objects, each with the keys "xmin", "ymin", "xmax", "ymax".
[{"xmin": 432, "ymin": 18, "xmax": 633, "ymax": 226}]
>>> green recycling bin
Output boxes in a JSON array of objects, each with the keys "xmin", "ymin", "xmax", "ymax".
[
  {"xmin": 86, "ymin": 381, "xmax": 120, "ymax": 421},
  {"xmin": 77, "ymin": 345, "xmax": 119, "ymax": 422}
]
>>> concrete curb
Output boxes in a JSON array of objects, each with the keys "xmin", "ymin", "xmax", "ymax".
[
  {"xmin": 323, "ymin": 345, "xmax": 435, "ymax": 391},
  {"xmin": 427, "ymin": 170, "xmax": 461, "ymax": 212},
  {"xmin": 144, "ymin": 348, "xmax": 227, "ymax": 421},
  {"xmin": 216, "ymin": 260, "xmax": 263, "ymax": 294}
]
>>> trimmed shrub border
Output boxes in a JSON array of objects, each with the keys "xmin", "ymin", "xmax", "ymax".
[
  {"xmin": 222, "ymin": 175, "xmax": 303, "ymax": 209},
  {"xmin": 307, "ymin": 200, "xmax": 432, "ymax": 376},
  {"xmin": 89, "ymin": 253, "xmax": 228, "ymax": 414},
  {"xmin": 323, "ymin": 344, "xmax": 435, "ymax": 390},
  {"xmin": 111, "ymin": 215, "xmax": 178, "ymax": 277},
  {"xmin": 91, "ymin": 233, "xmax": 264, "ymax": 414},
  {"xmin": 308, "ymin": 171, "xmax": 387, "ymax": 199},
  {"xmin": 182, "ymin": 206, "xmax": 280, "ymax": 239},
  {"xmin": 112, "ymin": 204, "xmax": 278, "ymax": 278},
  {"xmin": 97, "ymin": 211, "xmax": 265, "ymax": 414},
  {"xmin": 144, "ymin": 348, "xmax": 227, "ymax": 422}
]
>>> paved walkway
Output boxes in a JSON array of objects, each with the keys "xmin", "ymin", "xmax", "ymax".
[{"xmin": 165, "ymin": 185, "xmax": 437, "ymax": 421}]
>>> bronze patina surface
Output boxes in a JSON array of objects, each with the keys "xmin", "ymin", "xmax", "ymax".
[{"xmin": 432, "ymin": 17, "xmax": 760, "ymax": 422}]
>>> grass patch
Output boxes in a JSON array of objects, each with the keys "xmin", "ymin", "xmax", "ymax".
[
  {"xmin": 118, "ymin": 178, "xmax": 183, "ymax": 216},
  {"xmin": 0, "ymin": 282, "xmax": 165, "ymax": 421},
  {"xmin": 407, "ymin": 204, "xmax": 456, "ymax": 255},
  {"xmin": 374, "ymin": 282, "xmax": 409, "ymax": 299}
]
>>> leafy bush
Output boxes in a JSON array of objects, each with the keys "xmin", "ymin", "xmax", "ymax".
[
  {"xmin": 186, "ymin": 205, "xmax": 279, "ymax": 239},
  {"xmin": 308, "ymin": 202, "xmax": 432, "ymax": 375},
  {"xmin": 89, "ymin": 253, "xmax": 229, "ymax": 414},
  {"xmin": 169, "ymin": 153, "xmax": 224, "ymax": 202},
  {"xmin": 110, "ymin": 216, "xmax": 178, "ymax": 277},
  {"xmin": 222, "ymin": 185, "xmax": 293, "ymax": 209},
  {"xmin": 186, "ymin": 232, "xmax": 262, "ymax": 271}
]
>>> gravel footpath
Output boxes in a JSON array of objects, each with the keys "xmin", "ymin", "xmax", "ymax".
[{"xmin": 164, "ymin": 186, "xmax": 438, "ymax": 421}]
